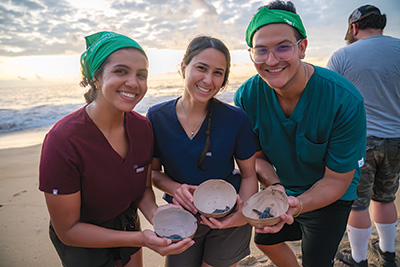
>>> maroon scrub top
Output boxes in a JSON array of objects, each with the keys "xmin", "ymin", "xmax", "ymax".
[{"xmin": 39, "ymin": 107, "xmax": 153, "ymax": 222}]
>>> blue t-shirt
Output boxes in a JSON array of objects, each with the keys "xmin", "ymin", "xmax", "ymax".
[
  {"xmin": 234, "ymin": 66, "xmax": 366, "ymax": 200},
  {"xmin": 147, "ymin": 98, "xmax": 258, "ymax": 202}
]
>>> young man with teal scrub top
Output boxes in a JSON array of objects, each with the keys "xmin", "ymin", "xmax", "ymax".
[{"xmin": 234, "ymin": 1, "xmax": 367, "ymax": 266}]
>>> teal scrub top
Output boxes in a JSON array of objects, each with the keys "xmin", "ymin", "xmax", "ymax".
[{"xmin": 234, "ymin": 66, "xmax": 366, "ymax": 200}]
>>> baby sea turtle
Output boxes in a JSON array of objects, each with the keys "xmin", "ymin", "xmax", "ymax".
[
  {"xmin": 252, "ymin": 207, "xmax": 274, "ymax": 219},
  {"xmin": 212, "ymin": 205, "xmax": 230, "ymax": 214},
  {"xmin": 162, "ymin": 234, "xmax": 183, "ymax": 240}
]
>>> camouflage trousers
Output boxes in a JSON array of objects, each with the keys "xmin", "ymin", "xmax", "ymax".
[{"xmin": 352, "ymin": 136, "xmax": 400, "ymax": 210}]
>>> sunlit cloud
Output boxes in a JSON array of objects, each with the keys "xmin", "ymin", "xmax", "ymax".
[{"xmin": 0, "ymin": 0, "xmax": 399, "ymax": 85}]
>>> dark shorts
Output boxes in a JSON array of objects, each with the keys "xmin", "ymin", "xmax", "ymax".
[
  {"xmin": 352, "ymin": 136, "xmax": 400, "ymax": 210},
  {"xmin": 49, "ymin": 204, "xmax": 141, "ymax": 267},
  {"xmin": 254, "ymin": 200, "xmax": 352, "ymax": 267},
  {"xmin": 165, "ymin": 222, "xmax": 252, "ymax": 267}
]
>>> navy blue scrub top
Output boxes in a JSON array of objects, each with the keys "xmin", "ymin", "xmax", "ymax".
[{"xmin": 147, "ymin": 98, "xmax": 258, "ymax": 202}]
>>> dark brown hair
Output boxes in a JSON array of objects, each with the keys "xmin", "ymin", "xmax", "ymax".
[
  {"xmin": 79, "ymin": 58, "xmax": 109, "ymax": 104},
  {"xmin": 354, "ymin": 13, "xmax": 387, "ymax": 31}
]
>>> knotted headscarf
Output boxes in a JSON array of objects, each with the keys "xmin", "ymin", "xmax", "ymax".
[
  {"xmin": 80, "ymin": 31, "xmax": 146, "ymax": 81},
  {"xmin": 246, "ymin": 7, "xmax": 307, "ymax": 47}
]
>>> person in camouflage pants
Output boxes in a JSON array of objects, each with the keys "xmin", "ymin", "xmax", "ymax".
[{"xmin": 327, "ymin": 4, "xmax": 400, "ymax": 267}]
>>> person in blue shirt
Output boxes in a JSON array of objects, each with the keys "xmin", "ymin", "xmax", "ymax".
[
  {"xmin": 147, "ymin": 36, "xmax": 258, "ymax": 267},
  {"xmin": 234, "ymin": 1, "xmax": 367, "ymax": 266}
]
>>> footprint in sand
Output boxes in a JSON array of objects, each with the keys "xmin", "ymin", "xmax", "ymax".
[{"xmin": 13, "ymin": 190, "xmax": 27, "ymax": 197}]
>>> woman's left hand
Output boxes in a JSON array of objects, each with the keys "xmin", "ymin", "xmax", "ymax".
[{"xmin": 199, "ymin": 195, "xmax": 248, "ymax": 229}]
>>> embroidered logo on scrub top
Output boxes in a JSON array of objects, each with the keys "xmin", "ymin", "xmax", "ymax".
[
  {"xmin": 358, "ymin": 157, "xmax": 365, "ymax": 168},
  {"xmin": 133, "ymin": 164, "xmax": 145, "ymax": 173}
]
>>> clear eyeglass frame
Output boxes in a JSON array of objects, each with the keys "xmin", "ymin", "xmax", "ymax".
[{"xmin": 248, "ymin": 39, "xmax": 302, "ymax": 63}]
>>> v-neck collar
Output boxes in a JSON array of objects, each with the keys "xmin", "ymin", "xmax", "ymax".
[
  {"xmin": 85, "ymin": 106, "xmax": 130, "ymax": 162},
  {"xmin": 173, "ymin": 97, "xmax": 207, "ymax": 141},
  {"xmin": 271, "ymin": 72, "xmax": 313, "ymax": 123}
]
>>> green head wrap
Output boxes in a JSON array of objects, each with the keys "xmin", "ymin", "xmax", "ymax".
[
  {"xmin": 80, "ymin": 31, "xmax": 146, "ymax": 81},
  {"xmin": 246, "ymin": 7, "xmax": 307, "ymax": 47}
]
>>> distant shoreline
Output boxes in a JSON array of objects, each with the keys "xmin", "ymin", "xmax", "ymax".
[{"xmin": 0, "ymin": 126, "xmax": 50, "ymax": 150}]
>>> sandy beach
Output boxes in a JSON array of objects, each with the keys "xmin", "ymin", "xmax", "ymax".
[{"xmin": 0, "ymin": 139, "xmax": 399, "ymax": 266}]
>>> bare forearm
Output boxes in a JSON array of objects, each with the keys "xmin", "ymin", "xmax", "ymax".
[
  {"xmin": 297, "ymin": 168, "xmax": 354, "ymax": 214},
  {"xmin": 152, "ymin": 170, "xmax": 181, "ymax": 197},
  {"xmin": 238, "ymin": 176, "xmax": 258, "ymax": 203},
  {"xmin": 46, "ymin": 192, "xmax": 147, "ymax": 249},
  {"xmin": 137, "ymin": 187, "xmax": 158, "ymax": 224},
  {"xmin": 236, "ymin": 155, "xmax": 259, "ymax": 202},
  {"xmin": 255, "ymin": 152, "xmax": 280, "ymax": 188},
  {"xmin": 56, "ymin": 221, "xmax": 145, "ymax": 248}
]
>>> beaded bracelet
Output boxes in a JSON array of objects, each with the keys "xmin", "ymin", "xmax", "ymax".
[{"xmin": 293, "ymin": 199, "xmax": 303, "ymax": 218}]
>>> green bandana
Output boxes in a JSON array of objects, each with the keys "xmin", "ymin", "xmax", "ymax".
[
  {"xmin": 246, "ymin": 7, "xmax": 307, "ymax": 47},
  {"xmin": 80, "ymin": 31, "xmax": 146, "ymax": 81}
]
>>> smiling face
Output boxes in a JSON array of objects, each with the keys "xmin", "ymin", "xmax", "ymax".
[
  {"xmin": 181, "ymin": 48, "xmax": 227, "ymax": 105},
  {"xmin": 94, "ymin": 48, "xmax": 148, "ymax": 112},
  {"xmin": 252, "ymin": 23, "xmax": 307, "ymax": 91}
]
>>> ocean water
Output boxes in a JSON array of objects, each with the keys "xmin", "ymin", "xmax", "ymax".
[{"xmin": 0, "ymin": 76, "xmax": 248, "ymax": 143}]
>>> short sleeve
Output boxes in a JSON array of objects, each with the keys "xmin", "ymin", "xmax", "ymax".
[
  {"xmin": 234, "ymin": 84, "xmax": 245, "ymax": 110},
  {"xmin": 146, "ymin": 106, "xmax": 160, "ymax": 159},
  {"xmin": 39, "ymin": 131, "xmax": 81, "ymax": 195},
  {"xmin": 234, "ymin": 109, "xmax": 259, "ymax": 160},
  {"xmin": 326, "ymin": 49, "xmax": 345, "ymax": 74},
  {"xmin": 325, "ymin": 94, "xmax": 366, "ymax": 173}
]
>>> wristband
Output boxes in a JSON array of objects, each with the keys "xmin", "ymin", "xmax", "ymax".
[
  {"xmin": 271, "ymin": 182, "xmax": 284, "ymax": 187},
  {"xmin": 293, "ymin": 199, "xmax": 303, "ymax": 218}
]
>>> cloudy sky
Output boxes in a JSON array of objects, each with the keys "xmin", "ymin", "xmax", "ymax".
[{"xmin": 1, "ymin": 0, "xmax": 399, "ymax": 87}]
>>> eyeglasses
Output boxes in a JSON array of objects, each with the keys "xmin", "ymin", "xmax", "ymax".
[{"xmin": 248, "ymin": 39, "xmax": 302, "ymax": 63}]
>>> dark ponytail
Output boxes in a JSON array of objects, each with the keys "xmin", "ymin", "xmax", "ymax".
[{"xmin": 197, "ymin": 98, "xmax": 220, "ymax": 170}]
